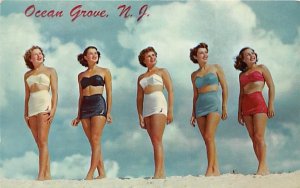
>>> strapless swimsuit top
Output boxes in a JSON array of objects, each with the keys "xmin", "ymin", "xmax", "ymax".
[
  {"xmin": 81, "ymin": 75, "xmax": 104, "ymax": 89},
  {"xmin": 240, "ymin": 71, "xmax": 264, "ymax": 87},
  {"xmin": 26, "ymin": 73, "xmax": 50, "ymax": 87},
  {"xmin": 139, "ymin": 74, "xmax": 163, "ymax": 89},
  {"xmin": 195, "ymin": 72, "xmax": 218, "ymax": 89}
]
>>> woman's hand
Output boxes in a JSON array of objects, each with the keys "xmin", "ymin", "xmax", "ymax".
[
  {"xmin": 139, "ymin": 114, "xmax": 145, "ymax": 129},
  {"xmin": 47, "ymin": 110, "xmax": 55, "ymax": 124},
  {"xmin": 106, "ymin": 113, "xmax": 113, "ymax": 124},
  {"xmin": 24, "ymin": 115, "xmax": 30, "ymax": 128},
  {"xmin": 267, "ymin": 104, "xmax": 275, "ymax": 118},
  {"xmin": 221, "ymin": 106, "xmax": 228, "ymax": 120},
  {"xmin": 238, "ymin": 112, "xmax": 244, "ymax": 126},
  {"xmin": 190, "ymin": 115, "xmax": 196, "ymax": 127},
  {"xmin": 167, "ymin": 111, "xmax": 173, "ymax": 124},
  {"xmin": 71, "ymin": 117, "xmax": 81, "ymax": 126}
]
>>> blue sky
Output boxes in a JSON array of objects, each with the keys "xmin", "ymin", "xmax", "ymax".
[{"xmin": 0, "ymin": 0, "xmax": 300, "ymax": 179}]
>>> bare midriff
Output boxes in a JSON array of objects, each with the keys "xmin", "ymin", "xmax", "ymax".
[
  {"xmin": 143, "ymin": 85, "xmax": 164, "ymax": 94},
  {"xmin": 243, "ymin": 81, "xmax": 264, "ymax": 94},
  {"xmin": 82, "ymin": 86, "xmax": 104, "ymax": 96},
  {"xmin": 29, "ymin": 84, "xmax": 49, "ymax": 93},
  {"xmin": 197, "ymin": 84, "xmax": 218, "ymax": 94}
]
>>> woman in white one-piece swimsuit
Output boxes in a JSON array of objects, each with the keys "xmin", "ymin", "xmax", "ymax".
[
  {"xmin": 136, "ymin": 46, "xmax": 174, "ymax": 179},
  {"xmin": 23, "ymin": 46, "xmax": 58, "ymax": 180}
]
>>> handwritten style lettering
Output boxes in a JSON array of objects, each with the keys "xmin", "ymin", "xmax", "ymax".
[
  {"xmin": 137, "ymin": 4, "xmax": 149, "ymax": 22},
  {"xmin": 24, "ymin": 5, "xmax": 63, "ymax": 18},
  {"xmin": 117, "ymin": 5, "xmax": 132, "ymax": 18},
  {"xmin": 118, "ymin": 4, "xmax": 149, "ymax": 22},
  {"xmin": 23, "ymin": 4, "xmax": 149, "ymax": 22},
  {"xmin": 70, "ymin": 5, "xmax": 108, "ymax": 22}
]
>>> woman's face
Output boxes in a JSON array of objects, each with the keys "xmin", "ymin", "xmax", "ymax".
[
  {"xmin": 242, "ymin": 48, "xmax": 256, "ymax": 66},
  {"xmin": 30, "ymin": 48, "xmax": 44, "ymax": 68},
  {"xmin": 143, "ymin": 51, "xmax": 157, "ymax": 68},
  {"xmin": 194, "ymin": 47, "xmax": 208, "ymax": 64},
  {"xmin": 84, "ymin": 48, "xmax": 99, "ymax": 64}
]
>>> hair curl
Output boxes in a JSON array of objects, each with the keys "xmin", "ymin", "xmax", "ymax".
[
  {"xmin": 234, "ymin": 47, "xmax": 258, "ymax": 72},
  {"xmin": 23, "ymin": 46, "xmax": 45, "ymax": 70},
  {"xmin": 138, "ymin": 47, "xmax": 157, "ymax": 67},
  {"xmin": 189, "ymin": 42, "xmax": 208, "ymax": 64},
  {"xmin": 77, "ymin": 46, "xmax": 101, "ymax": 67}
]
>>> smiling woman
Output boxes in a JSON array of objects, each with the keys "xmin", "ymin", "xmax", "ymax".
[{"xmin": 24, "ymin": 4, "xmax": 64, "ymax": 18}]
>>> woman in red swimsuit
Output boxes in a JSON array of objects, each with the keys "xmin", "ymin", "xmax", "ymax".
[{"xmin": 234, "ymin": 47, "xmax": 275, "ymax": 175}]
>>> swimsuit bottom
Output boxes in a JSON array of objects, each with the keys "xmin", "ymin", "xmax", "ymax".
[
  {"xmin": 143, "ymin": 91, "xmax": 167, "ymax": 118},
  {"xmin": 28, "ymin": 90, "xmax": 51, "ymax": 117},
  {"xmin": 196, "ymin": 90, "xmax": 221, "ymax": 118},
  {"xmin": 80, "ymin": 94, "xmax": 107, "ymax": 119},
  {"xmin": 241, "ymin": 91, "xmax": 268, "ymax": 116}
]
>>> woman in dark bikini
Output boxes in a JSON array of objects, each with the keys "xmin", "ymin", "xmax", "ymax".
[{"xmin": 72, "ymin": 46, "xmax": 112, "ymax": 180}]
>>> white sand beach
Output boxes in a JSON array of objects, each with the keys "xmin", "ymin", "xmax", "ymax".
[{"xmin": 1, "ymin": 171, "xmax": 300, "ymax": 188}]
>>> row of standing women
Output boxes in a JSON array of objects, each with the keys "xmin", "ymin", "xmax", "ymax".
[{"xmin": 23, "ymin": 43, "xmax": 275, "ymax": 180}]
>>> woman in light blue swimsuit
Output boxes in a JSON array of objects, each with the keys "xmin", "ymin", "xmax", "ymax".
[{"xmin": 190, "ymin": 42, "xmax": 228, "ymax": 176}]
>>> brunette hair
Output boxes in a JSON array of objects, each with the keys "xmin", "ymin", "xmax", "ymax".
[
  {"xmin": 189, "ymin": 42, "xmax": 208, "ymax": 64},
  {"xmin": 77, "ymin": 46, "xmax": 101, "ymax": 67},
  {"xmin": 138, "ymin": 46, "xmax": 157, "ymax": 67},
  {"xmin": 23, "ymin": 46, "xmax": 45, "ymax": 70},
  {"xmin": 234, "ymin": 47, "xmax": 258, "ymax": 72}
]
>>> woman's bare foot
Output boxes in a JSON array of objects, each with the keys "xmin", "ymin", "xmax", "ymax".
[
  {"xmin": 85, "ymin": 175, "xmax": 94, "ymax": 180},
  {"xmin": 205, "ymin": 168, "xmax": 214, "ymax": 176},
  {"xmin": 213, "ymin": 170, "xmax": 221, "ymax": 176},
  {"xmin": 95, "ymin": 174, "xmax": 106, "ymax": 179},
  {"xmin": 256, "ymin": 165, "xmax": 270, "ymax": 176},
  {"xmin": 37, "ymin": 176, "xmax": 45, "ymax": 181},
  {"xmin": 153, "ymin": 172, "xmax": 165, "ymax": 179}
]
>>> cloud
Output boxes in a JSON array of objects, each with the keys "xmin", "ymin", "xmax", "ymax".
[
  {"xmin": 0, "ymin": 151, "xmax": 119, "ymax": 179},
  {"xmin": 0, "ymin": 13, "xmax": 45, "ymax": 108},
  {"xmin": 164, "ymin": 123, "xmax": 199, "ymax": 152},
  {"xmin": 52, "ymin": 153, "xmax": 119, "ymax": 179},
  {"xmin": 0, "ymin": 151, "xmax": 38, "ymax": 179}
]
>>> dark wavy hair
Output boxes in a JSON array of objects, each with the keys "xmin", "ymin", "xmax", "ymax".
[
  {"xmin": 234, "ymin": 47, "xmax": 258, "ymax": 72},
  {"xmin": 189, "ymin": 42, "xmax": 208, "ymax": 64},
  {"xmin": 23, "ymin": 46, "xmax": 45, "ymax": 70},
  {"xmin": 77, "ymin": 46, "xmax": 101, "ymax": 67},
  {"xmin": 138, "ymin": 46, "xmax": 157, "ymax": 67}
]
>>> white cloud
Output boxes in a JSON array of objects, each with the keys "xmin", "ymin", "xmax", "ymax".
[
  {"xmin": 0, "ymin": 14, "xmax": 45, "ymax": 108},
  {"xmin": 0, "ymin": 151, "xmax": 38, "ymax": 179},
  {"xmin": 164, "ymin": 123, "xmax": 199, "ymax": 152},
  {"xmin": 0, "ymin": 151, "xmax": 119, "ymax": 179},
  {"xmin": 52, "ymin": 153, "xmax": 119, "ymax": 179}
]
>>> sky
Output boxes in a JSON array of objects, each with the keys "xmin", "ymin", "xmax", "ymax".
[{"xmin": 0, "ymin": 0, "xmax": 300, "ymax": 179}]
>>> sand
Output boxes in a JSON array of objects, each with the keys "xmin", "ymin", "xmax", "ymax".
[{"xmin": 1, "ymin": 171, "xmax": 300, "ymax": 188}]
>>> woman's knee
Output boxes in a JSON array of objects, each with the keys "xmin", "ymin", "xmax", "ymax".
[
  {"xmin": 90, "ymin": 135, "xmax": 101, "ymax": 147},
  {"xmin": 203, "ymin": 133, "xmax": 214, "ymax": 143},
  {"xmin": 254, "ymin": 134, "xmax": 265, "ymax": 146},
  {"xmin": 150, "ymin": 136, "xmax": 163, "ymax": 147},
  {"xmin": 37, "ymin": 138, "xmax": 48, "ymax": 148}
]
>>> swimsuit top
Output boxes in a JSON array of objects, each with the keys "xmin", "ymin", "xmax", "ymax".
[
  {"xmin": 26, "ymin": 73, "xmax": 50, "ymax": 87},
  {"xmin": 139, "ymin": 74, "xmax": 163, "ymax": 89},
  {"xmin": 195, "ymin": 72, "xmax": 218, "ymax": 89},
  {"xmin": 81, "ymin": 75, "xmax": 104, "ymax": 89},
  {"xmin": 240, "ymin": 71, "xmax": 264, "ymax": 87}
]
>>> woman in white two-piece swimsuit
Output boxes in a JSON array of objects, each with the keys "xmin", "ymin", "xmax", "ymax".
[
  {"xmin": 23, "ymin": 46, "xmax": 58, "ymax": 180},
  {"xmin": 136, "ymin": 47, "xmax": 174, "ymax": 179}
]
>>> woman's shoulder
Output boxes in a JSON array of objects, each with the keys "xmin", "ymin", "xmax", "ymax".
[
  {"xmin": 256, "ymin": 64, "xmax": 267, "ymax": 69},
  {"xmin": 44, "ymin": 66, "xmax": 56, "ymax": 74},
  {"xmin": 138, "ymin": 73, "xmax": 146, "ymax": 81},
  {"xmin": 157, "ymin": 67, "xmax": 170, "ymax": 75},
  {"xmin": 24, "ymin": 70, "xmax": 33, "ymax": 79},
  {"xmin": 211, "ymin": 63, "xmax": 222, "ymax": 70}
]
